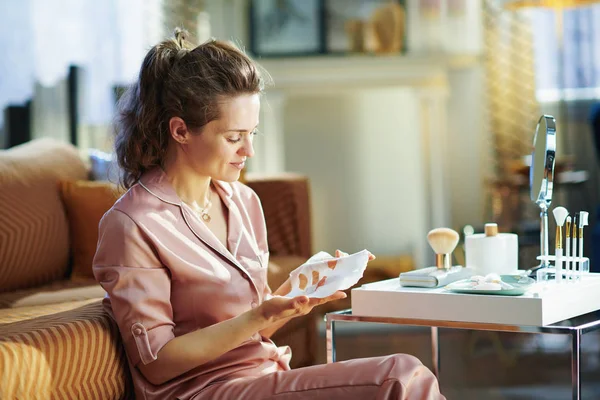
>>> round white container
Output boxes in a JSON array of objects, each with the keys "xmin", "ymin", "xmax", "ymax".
[{"xmin": 465, "ymin": 224, "xmax": 519, "ymax": 276}]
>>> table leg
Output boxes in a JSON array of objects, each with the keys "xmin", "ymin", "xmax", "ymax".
[
  {"xmin": 326, "ymin": 316, "xmax": 336, "ymax": 364},
  {"xmin": 431, "ymin": 326, "xmax": 440, "ymax": 379},
  {"xmin": 571, "ymin": 330, "xmax": 581, "ymax": 400}
]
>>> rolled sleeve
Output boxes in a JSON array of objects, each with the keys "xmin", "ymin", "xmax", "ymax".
[{"xmin": 93, "ymin": 209, "xmax": 174, "ymax": 367}]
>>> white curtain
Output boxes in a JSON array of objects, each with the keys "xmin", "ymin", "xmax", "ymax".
[
  {"xmin": 530, "ymin": 4, "xmax": 600, "ymax": 100},
  {"xmin": 0, "ymin": 0, "xmax": 164, "ymax": 134}
]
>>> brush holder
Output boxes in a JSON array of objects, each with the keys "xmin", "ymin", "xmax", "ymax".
[{"xmin": 535, "ymin": 255, "xmax": 590, "ymax": 283}]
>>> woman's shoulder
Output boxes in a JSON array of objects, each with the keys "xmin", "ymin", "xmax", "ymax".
[{"xmin": 103, "ymin": 182, "xmax": 170, "ymax": 224}]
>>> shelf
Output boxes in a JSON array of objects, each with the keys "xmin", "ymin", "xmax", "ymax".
[{"xmin": 256, "ymin": 53, "xmax": 481, "ymax": 93}]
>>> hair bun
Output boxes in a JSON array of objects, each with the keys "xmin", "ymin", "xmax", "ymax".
[{"xmin": 173, "ymin": 27, "xmax": 188, "ymax": 49}]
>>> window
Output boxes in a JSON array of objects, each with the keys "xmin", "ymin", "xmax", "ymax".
[{"xmin": 531, "ymin": 5, "xmax": 600, "ymax": 102}]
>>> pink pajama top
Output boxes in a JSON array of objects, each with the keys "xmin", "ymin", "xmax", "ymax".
[{"xmin": 92, "ymin": 168, "xmax": 291, "ymax": 400}]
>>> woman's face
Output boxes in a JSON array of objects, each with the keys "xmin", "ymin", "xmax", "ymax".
[{"xmin": 180, "ymin": 93, "xmax": 260, "ymax": 182}]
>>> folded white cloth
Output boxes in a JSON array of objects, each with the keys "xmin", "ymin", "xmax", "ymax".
[{"xmin": 285, "ymin": 250, "xmax": 370, "ymax": 298}]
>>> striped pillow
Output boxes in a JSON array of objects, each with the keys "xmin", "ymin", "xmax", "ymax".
[{"xmin": 0, "ymin": 139, "xmax": 88, "ymax": 292}]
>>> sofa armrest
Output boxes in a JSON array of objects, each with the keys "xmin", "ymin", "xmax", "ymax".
[
  {"xmin": 245, "ymin": 174, "xmax": 312, "ymax": 259},
  {"xmin": 0, "ymin": 300, "xmax": 133, "ymax": 399}
]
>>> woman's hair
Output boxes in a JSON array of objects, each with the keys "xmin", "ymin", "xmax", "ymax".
[{"xmin": 114, "ymin": 28, "xmax": 266, "ymax": 189}]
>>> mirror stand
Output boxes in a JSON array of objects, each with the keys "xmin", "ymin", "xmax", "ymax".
[
  {"xmin": 528, "ymin": 115, "xmax": 556, "ymax": 281},
  {"xmin": 535, "ymin": 202, "xmax": 551, "ymax": 279}
]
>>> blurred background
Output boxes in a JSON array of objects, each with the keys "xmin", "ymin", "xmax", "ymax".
[
  {"xmin": 2, "ymin": 1, "xmax": 600, "ymax": 398},
  {"xmin": 2, "ymin": 0, "xmax": 600, "ymax": 272}
]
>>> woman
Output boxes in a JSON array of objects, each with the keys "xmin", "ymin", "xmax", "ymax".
[{"xmin": 93, "ymin": 29, "xmax": 445, "ymax": 400}]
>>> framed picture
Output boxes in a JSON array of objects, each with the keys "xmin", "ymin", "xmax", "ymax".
[
  {"xmin": 324, "ymin": 0, "xmax": 406, "ymax": 54},
  {"xmin": 249, "ymin": 0, "xmax": 326, "ymax": 57}
]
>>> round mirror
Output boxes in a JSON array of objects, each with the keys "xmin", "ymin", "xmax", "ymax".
[{"xmin": 530, "ymin": 115, "xmax": 556, "ymax": 207}]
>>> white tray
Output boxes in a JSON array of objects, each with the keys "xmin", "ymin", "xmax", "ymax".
[{"xmin": 351, "ymin": 273, "xmax": 600, "ymax": 326}]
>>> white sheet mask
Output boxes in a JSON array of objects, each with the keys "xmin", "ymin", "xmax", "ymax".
[{"xmin": 284, "ymin": 250, "xmax": 371, "ymax": 298}]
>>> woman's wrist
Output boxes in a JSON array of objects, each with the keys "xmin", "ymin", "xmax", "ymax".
[{"xmin": 246, "ymin": 305, "xmax": 270, "ymax": 330}]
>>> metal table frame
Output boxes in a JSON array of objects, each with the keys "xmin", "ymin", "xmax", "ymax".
[{"xmin": 325, "ymin": 309, "xmax": 600, "ymax": 400}]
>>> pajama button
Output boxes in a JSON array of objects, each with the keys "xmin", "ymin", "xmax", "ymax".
[
  {"xmin": 251, "ymin": 302, "xmax": 258, "ymax": 308},
  {"xmin": 133, "ymin": 327, "xmax": 143, "ymax": 336}
]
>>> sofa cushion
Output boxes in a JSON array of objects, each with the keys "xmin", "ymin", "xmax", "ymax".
[
  {"xmin": 89, "ymin": 149, "xmax": 121, "ymax": 183},
  {"xmin": 59, "ymin": 180, "xmax": 123, "ymax": 280},
  {"xmin": 0, "ymin": 138, "xmax": 89, "ymax": 292},
  {"xmin": 0, "ymin": 278, "xmax": 105, "ymax": 309},
  {"xmin": 0, "ymin": 299, "xmax": 133, "ymax": 399}
]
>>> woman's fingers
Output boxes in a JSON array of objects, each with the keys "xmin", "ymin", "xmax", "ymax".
[
  {"xmin": 308, "ymin": 290, "xmax": 347, "ymax": 307},
  {"xmin": 292, "ymin": 295, "xmax": 309, "ymax": 308},
  {"xmin": 335, "ymin": 249, "xmax": 349, "ymax": 258},
  {"xmin": 262, "ymin": 290, "xmax": 348, "ymax": 323},
  {"xmin": 335, "ymin": 249, "xmax": 375, "ymax": 261},
  {"xmin": 329, "ymin": 290, "xmax": 347, "ymax": 301},
  {"xmin": 261, "ymin": 295, "xmax": 309, "ymax": 320}
]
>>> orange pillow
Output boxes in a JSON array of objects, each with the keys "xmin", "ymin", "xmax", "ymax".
[{"xmin": 59, "ymin": 180, "xmax": 124, "ymax": 280}]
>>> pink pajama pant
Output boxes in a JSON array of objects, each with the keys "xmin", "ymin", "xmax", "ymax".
[{"xmin": 193, "ymin": 354, "xmax": 445, "ymax": 400}]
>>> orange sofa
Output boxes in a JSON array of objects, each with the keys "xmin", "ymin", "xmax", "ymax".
[{"xmin": 0, "ymin": 139, "xmax": 319, "ymax": 399}]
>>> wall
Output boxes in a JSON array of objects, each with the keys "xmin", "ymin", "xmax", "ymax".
[
  {"xmin": 447, "ymin": 66, "xmax": 488, "ymax": 231},
  {"xmin": 283, "ymin": 89, "xmax": 430, "ymax": 266}
]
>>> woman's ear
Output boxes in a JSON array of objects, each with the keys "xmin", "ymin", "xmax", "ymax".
[{"xmin": 169, "ymin": 117, "xmax": 190, "ymax": 144}]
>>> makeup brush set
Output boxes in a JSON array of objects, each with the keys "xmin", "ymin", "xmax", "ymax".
[{"xmin": 538, "ymin": 206, "xmax": 590, "ymax": 283}]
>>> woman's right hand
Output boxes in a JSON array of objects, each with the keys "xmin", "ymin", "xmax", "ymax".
[{"xmin": 255, "ymin": 295, "xmax": 311, "ymax": 325}]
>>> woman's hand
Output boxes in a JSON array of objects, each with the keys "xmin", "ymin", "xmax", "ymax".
[
  {"xmin": 273, "ymin": 249, "xmax": 376, "ymax": 296},
  {"xmin": 256, "ymin": 291, "xmax": 347, "ymax": 326},
  {"xmin": 334, "ymin": 249, "xmax": 376, "ymax": 261},
  {"xmin": 258, "ymin": 249, "xmax": 375, "ymax": 336}
]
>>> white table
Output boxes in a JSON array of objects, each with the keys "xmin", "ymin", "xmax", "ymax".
[{"xmin": 325, "ymin": 276, "xmax": 600, "ymax": 400}]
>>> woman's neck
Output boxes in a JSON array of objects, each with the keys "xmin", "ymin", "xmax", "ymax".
[{"xmin": 163, "ymin": 158, "xmax": 212, "ymax": 207}]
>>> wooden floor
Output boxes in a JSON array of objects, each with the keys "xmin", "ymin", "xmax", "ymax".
[{"xmin": 315, "ymin": 323, "xmax": 600, "ymax": 399}]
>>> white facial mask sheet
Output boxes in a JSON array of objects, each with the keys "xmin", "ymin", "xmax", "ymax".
[{"xmin": 285, "ymin": 250, "xmax": 370, "ymax": 298}]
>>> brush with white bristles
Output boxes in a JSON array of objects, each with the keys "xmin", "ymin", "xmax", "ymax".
[
  {"xmin": 427, "ymin": 228, "xmax": 460, "ymax": 270},
  {"xmin": 552, "ymin": 206, "xmax": 569, "ymax": 282},
  {"xmin": 578, "ymin": 211, "xmax": 589, "ymax": 279}
]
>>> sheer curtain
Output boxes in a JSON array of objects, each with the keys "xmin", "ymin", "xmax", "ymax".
[
  {"xmin": 530, "ymin": 4, "xmax": 600, "ymax": 101},
  {"xmin": 0, "ymin": 0, "xmax": 163, "ymax": 142}
]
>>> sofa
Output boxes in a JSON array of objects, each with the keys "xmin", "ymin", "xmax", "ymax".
[{"xmin": 0, "ymin": 138, "xmax": 410, "ymax": 399}]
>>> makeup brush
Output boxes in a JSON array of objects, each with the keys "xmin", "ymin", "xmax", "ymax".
[
  {"xmin": 565, "ymin": 216, "xmax": 572, "ymax": 279},
  {"xmin": 572, "ymin": 214, "xmax": 579, "ymax": 279},
  {"xmin": 427, "ymin": 228, "xmax": 460, "ymax": 270},
  {"xmin": 578, "ymin": 211, "xmax": 589, "ymax": 278},
  {"xmin": 552, "ymin": 207, "xmax": 569, "ymax": 283}
]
